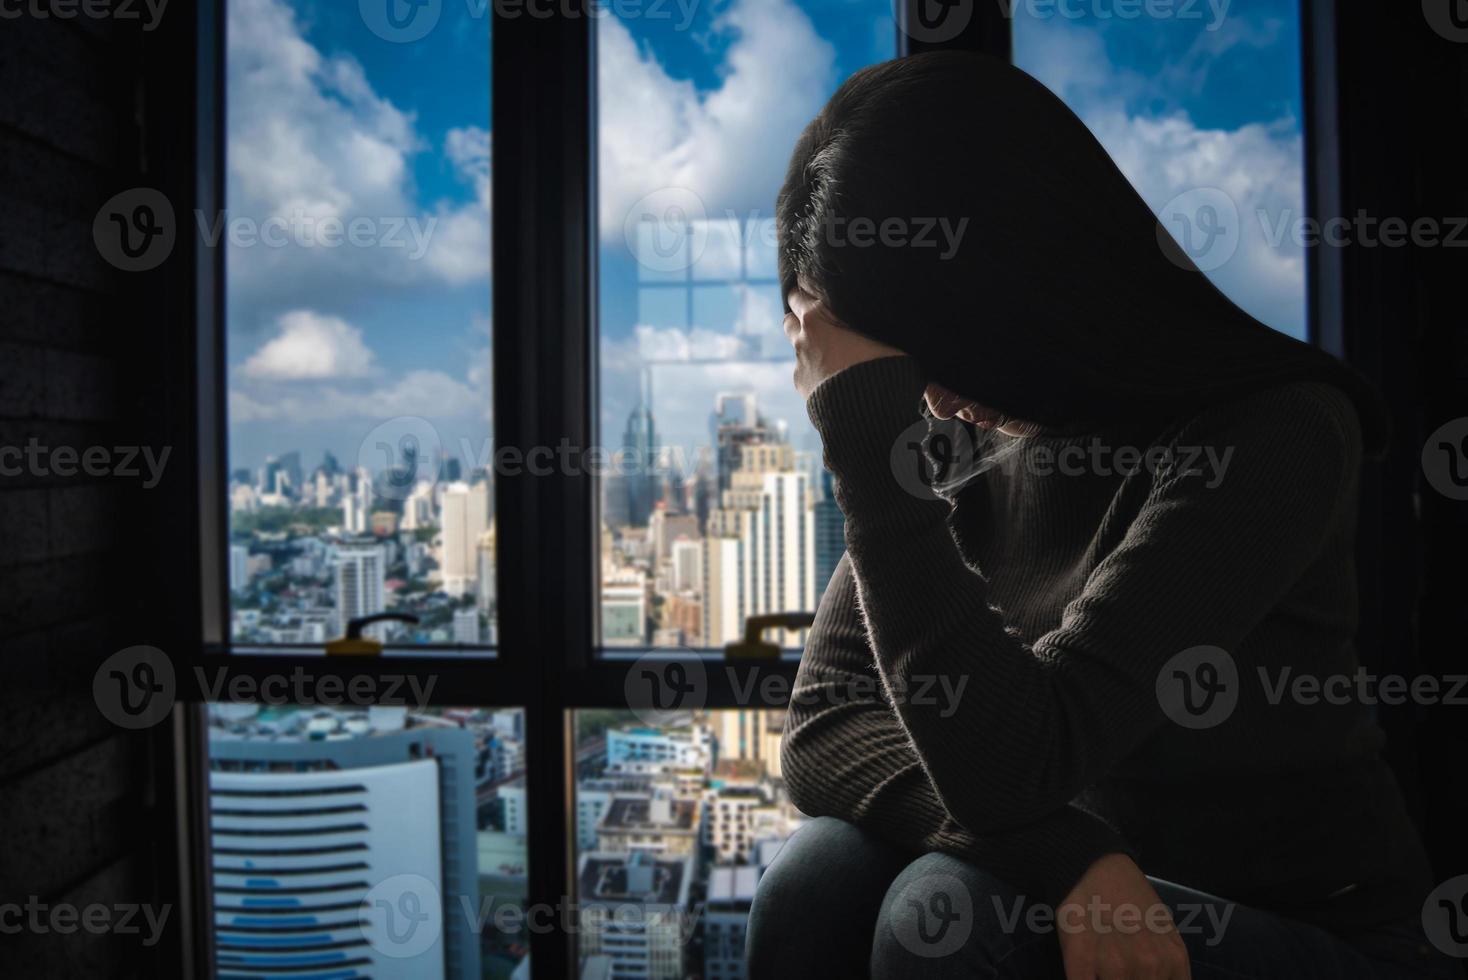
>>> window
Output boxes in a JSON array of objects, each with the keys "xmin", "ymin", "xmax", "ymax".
[
  {"xmin": 1013, "ymin": 0, "xmax": 1308, "ymax": 337},
  {"xmin": 595, "ymin": 0, "xmax": 897, "ymax": 651},
  {"xmin": 224, "ymin": 0, "xmax": 495, "ymax": 650},
  {"xmin": 573, "ymin": 709, "xmax": 791, "ymax": 980},
  {"xmin": 207, "ymin": 703, "xmax": 528, "ymax": 979}
]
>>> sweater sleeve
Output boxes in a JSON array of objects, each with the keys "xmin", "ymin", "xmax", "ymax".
[
  {"xmin": 804, "ymin": 355, "xmax": 1357, "ymax": 837},
  {"xmin": 784, "ymin": 554, "xmax": 1133, "ymax": 905}
]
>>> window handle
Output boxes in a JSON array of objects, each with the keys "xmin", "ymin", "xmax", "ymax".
[
  {"xmin": 325, "ymin": 613, "xmax": 421, "ymax": 656},
  {"xmin": 724, "ymin": 613, "xmax": 815, "ymax": 661}
]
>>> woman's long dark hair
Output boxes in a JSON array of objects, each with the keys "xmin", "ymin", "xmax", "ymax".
[{"xmin": 777, "ymin": 51, "xmax": 1387, "ymax": 453}]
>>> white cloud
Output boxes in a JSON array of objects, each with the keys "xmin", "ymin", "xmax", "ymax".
[
  {"xmin": 243, "ymin": 310, "xmax": 377, "ymax": 381},
  {"xmin": 226, "ymin": 0, "xmax": 489, "ymax": 301},
  {"xmin": 597, "ymin": 0, "xmax": 837, "ymax": 241},
  {"xmin": 231, "ymin": 368, "xmax": 482, "ymax": 424}
]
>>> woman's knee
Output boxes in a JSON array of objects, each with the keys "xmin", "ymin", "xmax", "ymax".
[
  {"xmin": 870, "ymin": 853, "xmax": 1060, "ymax": 979},
  {"xmin": 747, "ymin": 817, "xmax": 909, "ymax": 977}
]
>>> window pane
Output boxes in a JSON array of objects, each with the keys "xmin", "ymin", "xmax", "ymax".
[
  {"xmin": 596, "ymin": 0, "xmax": 897, "ymax": 650},
  {"xmin": 207, "ymin": 703, "xmax": 528, "ymax": 979},
  {"xmin": 224, "ymin": 0, "xmax": 494, "ymax": 650},
  {"xmin": 1013, "ymin": 1, "xmax": 1307, "ymax": 337},
  {"xmin": 572, "ymin": 709, "xmax": 804, "ymax": 979}
]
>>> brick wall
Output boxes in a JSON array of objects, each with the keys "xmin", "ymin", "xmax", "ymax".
[{"xmin": 0, "ymin": 13, "xmax": 167, "ymax": 979}]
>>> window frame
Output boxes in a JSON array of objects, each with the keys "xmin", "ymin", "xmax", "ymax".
[{"xmin": 167, "ymin": 1, "xmax": 1349, "ymax": 976}]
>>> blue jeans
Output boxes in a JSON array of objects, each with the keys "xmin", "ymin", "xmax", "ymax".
[{"xmin": 746, "ymin": 817, "xmax": 1458, "ymax": 980}]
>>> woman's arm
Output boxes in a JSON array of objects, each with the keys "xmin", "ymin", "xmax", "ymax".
[
  {"xmin": 805, "ymin": 356, "xmax": 1357, "ymax": 836},
  {"xmin": 784, "ymin": 555, "xmax": 1134, "ymax": 905}
]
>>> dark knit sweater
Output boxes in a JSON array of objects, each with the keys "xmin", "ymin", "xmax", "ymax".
[{"xmin": 784, "ymin": 355, "xmax": 1434, "ymax": 931}]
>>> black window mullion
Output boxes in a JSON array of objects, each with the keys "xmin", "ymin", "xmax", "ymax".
[{"xmin": 494, "ymin": 6, "xmax": 596, "ymax": 977}]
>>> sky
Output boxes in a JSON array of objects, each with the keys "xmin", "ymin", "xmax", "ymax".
[{"xmin": 225, "ymin": 0, "xmax": 1306, "ymax": 474}]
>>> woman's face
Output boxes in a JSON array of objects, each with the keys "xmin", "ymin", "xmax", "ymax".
[{"xmin": 924, "ymin": 382, "xmax": 1042, "ymax": 437}]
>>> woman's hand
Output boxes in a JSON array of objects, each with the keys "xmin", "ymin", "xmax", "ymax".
[
  {"xmin": 1057, "ymin": 854, "xmax": 1192, "ymax": 980},
  {"xmin": 784, "ymin": 289, "xmax": 905, "ymax": 400}
]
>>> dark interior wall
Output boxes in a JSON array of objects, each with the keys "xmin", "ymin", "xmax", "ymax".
[
  {"xmin": 1325, "ymin": 1, "xmax": 1468, "ymax": 889},
  {"xmin": 0, "ymin": 13, "xmax": 170, "ymax": 979}
]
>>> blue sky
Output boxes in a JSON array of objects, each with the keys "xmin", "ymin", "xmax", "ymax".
[{"xmin": 226, "ymin": 0, "xmax": 1304, "ymax": 473}]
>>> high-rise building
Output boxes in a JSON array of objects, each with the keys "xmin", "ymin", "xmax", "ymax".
[
  {"xmin": 704, "ymin": 866, "xmax": 761, "ymax": 980},
  {"xmin": 208, "ymin": 721, "xmax": 482, "ymax": 980},
  {"xmin": 333, "ymin": 540, "xmax": 386, "ymax": 640},
  {"xmin": 812, "ymin": 467, "xmax": 845, "ymax": 605},
  {"xmin": 229, "ymin": 544, "xmax": 249, "ymax": 595},
  {"xmin": 611, "ymin": 394, "xmax": 659, "ymax": 529},
  {"xmin": 476, "ymin": 525, "xmax": 497, "ymax": 613},
  {"xmin": 452, "ymin": 606, "xmax": 481, "ymax": 645},
  {"xmin": 402, "ymin": 480, "xmax": 436, "ymax": 531},
  {"xmin": 701, "ymin": 443, "xmax": 815, "ymax": 648},
  {"xmin": 576, "ymin": 850, "xmax": 693, "ymax": 980},
  {"xmin": 669, "ymin": 538, "xmax": 702, "ymax": 592},
  {"xmin": 440, "ymin": 481, "xmax": 489, "ymax": 597}
]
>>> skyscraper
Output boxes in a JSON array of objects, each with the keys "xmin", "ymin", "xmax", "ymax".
[
  {"xmin": 701, "ymin": 443, "xmax": 815, "ymax": 648},
  {"xmin": 333, "ymin": 540, "xmax": 385, "ymax": 640},
  {"xmin": 812, "ymin": 467, "xmax": 845, "ymax": 604},
  {"xmin": 440, "ymin": 481, "xmax": 489, "ymax": 597}
]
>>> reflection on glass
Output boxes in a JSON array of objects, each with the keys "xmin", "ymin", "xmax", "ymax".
[
  {"xmin": 224, "ymin": 0, "xmax": 494, "ymax": 648},
  {"xmin": 596, "ymin": 0, "xmax": 895, "ymax": 649},
  {"xmin": 207, "ymin": 704, "xmax": 527, "ymax": 979},
  {"xmin": 573, "ymin": 709, "xmax": 805, "ymax": 979}
]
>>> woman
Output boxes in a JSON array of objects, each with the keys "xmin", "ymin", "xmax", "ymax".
[{"xmin": 745, "ymin": 52, "xmax": 1451, "ymax": 979}]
